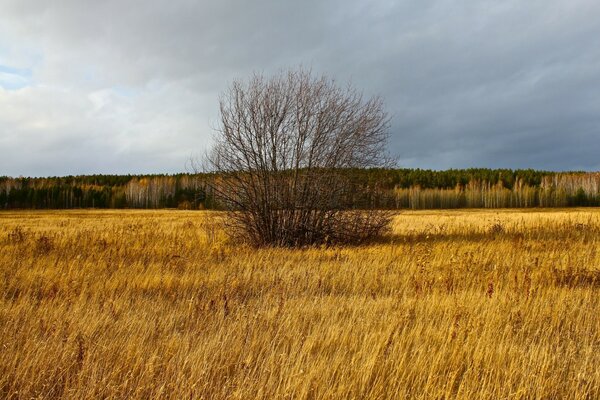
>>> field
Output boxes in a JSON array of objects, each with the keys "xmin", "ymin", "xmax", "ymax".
[{"xmin": 1, "ymin": 209, "xmax": 599, "ymax": 399}]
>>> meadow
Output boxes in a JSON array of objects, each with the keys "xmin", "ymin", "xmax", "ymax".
[{"xmin": 1, "ymin": 209, "xmax": 599, "ymax": 399}]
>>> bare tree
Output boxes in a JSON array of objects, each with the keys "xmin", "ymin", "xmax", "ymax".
[{"xmin": 204, "ymin": 68, "xmax": 394, "ymax": 247}]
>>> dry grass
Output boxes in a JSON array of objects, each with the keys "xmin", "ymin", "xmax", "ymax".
[{"xmin": 1, "ymin": 209, "xmax": 599, "ymax": 399}]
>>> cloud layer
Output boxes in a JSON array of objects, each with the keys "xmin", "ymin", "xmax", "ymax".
[{"xmin": 1, "ymin": 0, "xmax": 599, "ymax": 176}]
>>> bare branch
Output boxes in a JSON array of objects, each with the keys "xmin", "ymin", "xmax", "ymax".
[{"xmin": 204, "ymin": 67, "xmax": 394, "ymax": 247}]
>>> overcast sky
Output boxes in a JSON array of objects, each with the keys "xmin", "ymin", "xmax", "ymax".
[{"xmin": 1, "ymin": 0, "xmax": 599, "ymax": 177}]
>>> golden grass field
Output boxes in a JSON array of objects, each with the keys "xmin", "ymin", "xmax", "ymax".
[{"xmin": 1, "ymin": 209, "xmax": 599, "ymax": 399}]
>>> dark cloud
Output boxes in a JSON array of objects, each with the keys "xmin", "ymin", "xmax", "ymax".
[{"xmin": 1, "ymin": 0, "xmax": 599, "ymax": 176}]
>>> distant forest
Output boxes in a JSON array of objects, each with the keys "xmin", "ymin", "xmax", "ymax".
[{"xmin": 1, "ymin": 169, "xmax": 600, "ymax": 210}]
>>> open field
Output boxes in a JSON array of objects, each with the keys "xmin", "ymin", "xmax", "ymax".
[{"xmin": 1, "ymin": 209, "xmax": 599, "ymax": 399}]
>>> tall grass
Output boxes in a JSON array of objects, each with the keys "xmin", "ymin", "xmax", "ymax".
[{"xmin": 1, "ymin": 209, "xmax": 599, "ymax": 399}]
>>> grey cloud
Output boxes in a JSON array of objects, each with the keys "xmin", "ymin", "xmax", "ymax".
[{"xmin": 0, "ymin": 0, "xmax": 599, "ymax": 176}]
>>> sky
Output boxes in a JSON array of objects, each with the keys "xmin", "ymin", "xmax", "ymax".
[{"xmin": 1, "ymin": 0, "xmax": 600, "ymax": 177}]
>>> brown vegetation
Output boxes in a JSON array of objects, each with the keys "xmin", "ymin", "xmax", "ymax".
[
  {"xmin": 204, "ymin": 68, "xmax": 393, "ymax": 246},
  {"xmin": 1, "ymin": 209, "xmax": 599, "ymax": 399}
]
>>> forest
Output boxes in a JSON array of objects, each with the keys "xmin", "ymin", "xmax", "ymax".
[{"xmin": 1, "ymin": 169, "xmax": 599, "ymax": 210}]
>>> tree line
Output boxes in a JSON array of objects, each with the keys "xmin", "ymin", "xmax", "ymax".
[{"xmin": 1, "ymin": 169, "xmax": 599, "ymax": 210}]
